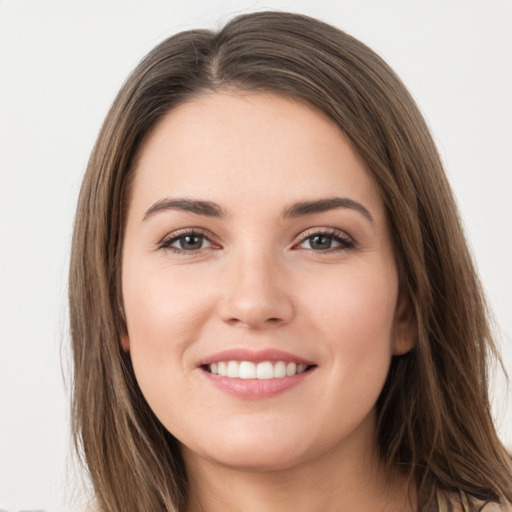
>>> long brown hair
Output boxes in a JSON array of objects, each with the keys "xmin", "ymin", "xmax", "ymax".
[{"xmin": 69, "ymin": 11, "xmax": 512, "ymax": 512}]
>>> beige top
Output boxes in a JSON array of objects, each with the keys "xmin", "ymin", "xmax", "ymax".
[
  {"xmin": 437, "ymin": 493, "xmax": 512, "ymax": 512},
  {"xmin": 479, "ymin": 503, "xmax": 512, "ymax": 512}
]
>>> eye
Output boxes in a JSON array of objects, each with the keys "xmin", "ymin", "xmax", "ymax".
[
  {"xmin": 158, "ymin": 230, "xmax": 215, "ymax": 254},
  {"xmin": 296, "ymin": 229, "xmax": 355, "ymax": 252}
]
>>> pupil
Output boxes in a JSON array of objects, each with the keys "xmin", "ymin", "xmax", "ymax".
[
  {"xmin": 181, "ymin": 235, "xmax": 202, "ymax": 250},
  {"xmin": 311, "ymin": 235, "xmax": 331, "ymax": 250}
]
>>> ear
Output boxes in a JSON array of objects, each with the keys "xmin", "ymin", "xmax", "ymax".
[
  {"xmin": 121, "ymin": 335, "xmax": 131, "ymax": 352},
  {"xmin": 392, "ymin": 290, "xmax": 416, "ymax": 355}
]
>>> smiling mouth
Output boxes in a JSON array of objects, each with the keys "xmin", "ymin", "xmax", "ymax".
[{"xmin": 203, "ymin": 361, "xmax": 315, "ymax": 379}]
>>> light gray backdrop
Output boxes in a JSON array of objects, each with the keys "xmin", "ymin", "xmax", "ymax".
[{"xmin": 0, "ymin": 0, "xmax": 511, "ymax": 510}]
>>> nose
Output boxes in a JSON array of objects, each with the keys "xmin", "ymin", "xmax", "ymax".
[{"xmin": 217, "ymin": 250, "xmax": 294, "ymax": 329}]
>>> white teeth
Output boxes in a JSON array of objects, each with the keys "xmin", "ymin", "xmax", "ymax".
[
  {"xmin": 256, "ymin": 361, "xmax": 274, "ymax": 379},
  {"xmin": 227, "ymin": 361, "xmax": 239, "ymax": 378},
  {"xmin": 207, "ymin": 360, "xmax": 310, "ymax": 379},
  {"xmin": 286, "ymin": 362, "xmax": 297, "ymax": 376},
  {"xmin": 274, "ymin": 361, "xmax": 287, "ymax": 378},
  {"xmin": 217, "ymin": 361, "xmax": 227, "ymax": 377},
  {"xmin": 239, "ymin": 361, "xmax": 256, "ymax": 379}
]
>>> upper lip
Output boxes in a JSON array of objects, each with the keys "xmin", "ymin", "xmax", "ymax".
[{"xmin": 197, "ymin": 348, "xmax": 315, "ymax": 367}]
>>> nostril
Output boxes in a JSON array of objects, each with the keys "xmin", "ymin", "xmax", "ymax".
[{"xmin": 218, "ymin": 293, "xmax": 294, "ymax": 329}]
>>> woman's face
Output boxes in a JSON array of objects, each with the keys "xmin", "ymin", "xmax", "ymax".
[{"xmin": 121, "ymin": 92, "xmax": 413, "ymax": 472}]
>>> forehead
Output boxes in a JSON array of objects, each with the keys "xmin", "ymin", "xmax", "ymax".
[{"xmin": 130, "ymin": 92, "xmax": 385, "ymax": 221}]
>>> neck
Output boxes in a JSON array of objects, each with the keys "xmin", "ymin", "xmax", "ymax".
[{"xmin": 184, "ymin": 418, "xmax": 415, "ymax": 512}]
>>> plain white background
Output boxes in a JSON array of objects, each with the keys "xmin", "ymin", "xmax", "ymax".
[{"xmin": 0, "ymin": 0, "xmax": 511, "ymax": 510}]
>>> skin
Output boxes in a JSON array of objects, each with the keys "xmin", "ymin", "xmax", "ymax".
[{"xmin": 121, "ymin": 92, "xmax": 415, "ymax": 511}]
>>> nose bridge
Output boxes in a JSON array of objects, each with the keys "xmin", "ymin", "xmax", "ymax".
[{"xmin": 218, "ymin": 241, "xmax": 294, "ymax": 328}]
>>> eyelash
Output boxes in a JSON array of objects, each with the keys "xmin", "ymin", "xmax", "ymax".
[
  {"xmin": 296, "ymin": 228, "xmax": 355, "ymax": 252},
  {"xmin": 157, "ymin": 228, "xmax": 355, "ymax": 255},
  {"xmin": 158, "ymin": 228, "xmax": 215, "ymax": 254}
]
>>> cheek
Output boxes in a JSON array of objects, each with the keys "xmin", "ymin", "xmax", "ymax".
[
  {"xmin": 121, "ymin": 262, "xmax": 216, "ymax": 396},
  {"xmin": 122, "ymin": 264, "xmax": 214, "ymax": 422},
  {"xmin": 304, "ymin": 263, "xmax": 397, "ymax": 343},
  {"xmin": 124, "ymin": 262, "xmax": 211, "ymax": 341},
  {"xmin": 298, "ymin": 267, "xmax": 397, "ymax": 429},
  {"xmin": 302, "ymin": 263, "xmax": 398, "ymax": 390}
]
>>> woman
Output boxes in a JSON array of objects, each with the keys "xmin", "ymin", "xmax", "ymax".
[{"xmin": 69, "ymin": 11, "xmax": 512, "ymax": 512}]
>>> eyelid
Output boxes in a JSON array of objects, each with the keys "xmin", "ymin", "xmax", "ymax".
[
  {"xmin": 292, "ymin": 227, "xmax": 356, "ymax": 251},
  {"xmin": 157, "ymin": 227, "xmax": 220, "ymax": 252}
]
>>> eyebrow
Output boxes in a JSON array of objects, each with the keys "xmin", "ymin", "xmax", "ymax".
[
  {"xmin": 282, "ymin": 197, "xmax": 374, "ymax": 224},
  {"xmin": 143, "ymin": 196, "xmax": 374, "ymax": 224},
  {"xmin": 143, "ymin": 198, "xmax": 225, "ymax": 220}
]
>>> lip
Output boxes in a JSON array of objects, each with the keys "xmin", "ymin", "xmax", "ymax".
[
  {"xmin": 199, "ymin": 367, "xmax": 315, "ymax": 399},
  {"xmin": 196, "ymin": 348, "xmax": 316, "ymax": 400},
  {"xmin": 197, "ymin": 348, "xmax": 314, "ymax": 366}
]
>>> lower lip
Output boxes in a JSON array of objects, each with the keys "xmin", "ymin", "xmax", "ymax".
[{"xmin": 199, "ymin": 367, "xmax": 315, "ymax": 400}]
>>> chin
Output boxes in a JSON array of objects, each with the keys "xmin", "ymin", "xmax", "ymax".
[
  {"xmin": 202, "ymin": 442, "xmax": 311, "ymax": 473},
  {"xmin": 181, "ymin": 419, "xmax": 331, "ymax": 474}
]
